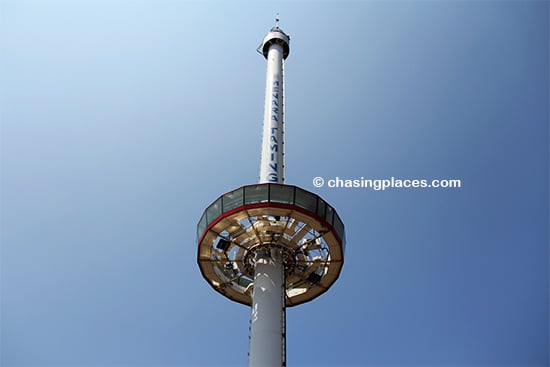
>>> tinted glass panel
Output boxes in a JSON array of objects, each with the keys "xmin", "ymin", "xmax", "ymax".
[
  {"xmin": 325, "ymin": 205, "xmax": 334, "ymax": 226},
  {"xmin": 333, "ymin": 214, "xmax": 345, "ymax": 242},
  {"xmin": 206, "ymin": 198, "xmax": 222, "ymax": 223},
  {"xmin": 223, "ymin": 188, "xmax": 244, "ymax": 212},
  {"xmin": 197, "ymin": 213, "xmax": 208, "ymax": 240},
  {"xmin": 270, "ymin": 184, "xmax": 294, "ymax": 204},
  {"xmin": 295, "ymin": 188, "xmax": 317, "ymax": 212},
  {"xmin": 244, "ymin": 185, "xmax": 268, "ymax": 204},
  {"xmin": 316, "ymin": 198, "xmax": 326, "ymax": 218}
]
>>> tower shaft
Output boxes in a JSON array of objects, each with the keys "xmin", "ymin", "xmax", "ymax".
[
  {"xmin": 249, "ymin": 248, "xmax": 285, "ymax": 366},
  {"xmin": 259, "ymin": 43, "xmax": 285, "ymax": 184},
  {"xmin": 250, "ymin": 24, "xmax": 291, "ymax": 367}
]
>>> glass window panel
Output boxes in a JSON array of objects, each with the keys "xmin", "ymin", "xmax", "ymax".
[
  {"xmin": 206, "ymin": 198, "xmax": 222, "ymax": 223},
  {"xmin": 295, "ymin": 188, "xmax": 317, "ymax": 212},
  {"xmin": 325, "ymin": 205, "xmax": 334, "ymax": 226},
  {"xmin": 197, "ymin": 213, "xmax": 208, "ymax": 240},
  {"xmin": 316, "ymin": 198, "xmax": 326, "ymax": 218},
  {"xmin": 244, "ymin": 185, "xmax": 269, "ymax": 204},
  {"xmin": 270, "ymin": 184, "xmax": 294, "ymax": 204},
  {"xmin": 333, "ymin": 214, "xmax": 345, "ymax": 243},
  {"xmin": 223, "ymin": 188, "xmax": 244, "ymax": 212}
]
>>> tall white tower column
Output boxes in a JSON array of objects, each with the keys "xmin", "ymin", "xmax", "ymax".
[
  {"xmin": 259, "ymin": 23, "xmax": 289, "ymax": 184},
  {"xmin": 250, "ymin": 21, "xmax": 291, "ymax": 367},
  {"xmin": 249, "ymin": 248, "xmax": 285, "ymax": 366}
]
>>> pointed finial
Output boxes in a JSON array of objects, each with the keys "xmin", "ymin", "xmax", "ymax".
[{"xmin": 275, "ymin": 13, "xmax": 280, "ymax": 28}]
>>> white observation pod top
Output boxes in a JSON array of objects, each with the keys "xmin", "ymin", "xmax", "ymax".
[{"xmin": 260, "ymin": 26, "xmax": 290, "ymax": 60}]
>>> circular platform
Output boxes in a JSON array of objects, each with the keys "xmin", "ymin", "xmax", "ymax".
[{"xmin": 197, "ymin": 183, "xmax": 345, "ymax": 306}]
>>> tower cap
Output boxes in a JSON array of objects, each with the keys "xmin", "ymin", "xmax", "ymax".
[{"xmin": 261, "ymin": 26, "xmax": 290, "ymax": 59}]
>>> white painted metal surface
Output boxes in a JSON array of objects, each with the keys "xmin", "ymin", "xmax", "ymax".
[
  {"xmin": 251, "ymin": 25, "xmax": 291, "ymax": 366},
  {"xmin": 259, "ymin": 34, "xmax": 287, "ymax": 184},
  {"xmin": 249, "ymin": 248, "xmax": 285, "ymax": 367}
]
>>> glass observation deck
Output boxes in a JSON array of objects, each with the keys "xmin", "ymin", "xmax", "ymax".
[
  {"xmin": 197, "ymin": 183, "xmax": 345, "ymax": 247},
  {"xmin": 197, "ymin": 183, "xmax": 346, "ymax": 306}
]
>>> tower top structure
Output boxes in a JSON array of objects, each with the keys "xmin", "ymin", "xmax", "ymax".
[{"xmin": 259, "ymin": 18, "xmax": 290, "ymax": 60}]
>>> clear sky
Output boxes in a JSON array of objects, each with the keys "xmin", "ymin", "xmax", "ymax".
[{"xmin": 1, "ymin": 1, "xmax": 548, "ymax": 366}]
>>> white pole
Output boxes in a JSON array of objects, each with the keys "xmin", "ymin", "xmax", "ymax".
[
  {"xmin": 250, "ymin": 24, "xmax": 290, "ymax": 367},
  {"xmin": 259, "ymin": 42, "xmax": 285, "ymax": 184},
  {"xmin": 249, "ymin": 248, "xmax": 285, "ymax": 367}
]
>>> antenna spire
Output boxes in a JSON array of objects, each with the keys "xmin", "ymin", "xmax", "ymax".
[{"xmin": 275, "ymin": 13, "xmax": 280, "ymax": 28}]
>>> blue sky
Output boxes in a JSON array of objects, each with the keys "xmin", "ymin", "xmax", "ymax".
[{"xmin": 1, "ymin": 1, "xmax": 548, "ymax": 366}]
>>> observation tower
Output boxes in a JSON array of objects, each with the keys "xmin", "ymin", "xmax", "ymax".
[{"xmin": 196, "ymin": 19, "xmax": 346, "ymax": 366}]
